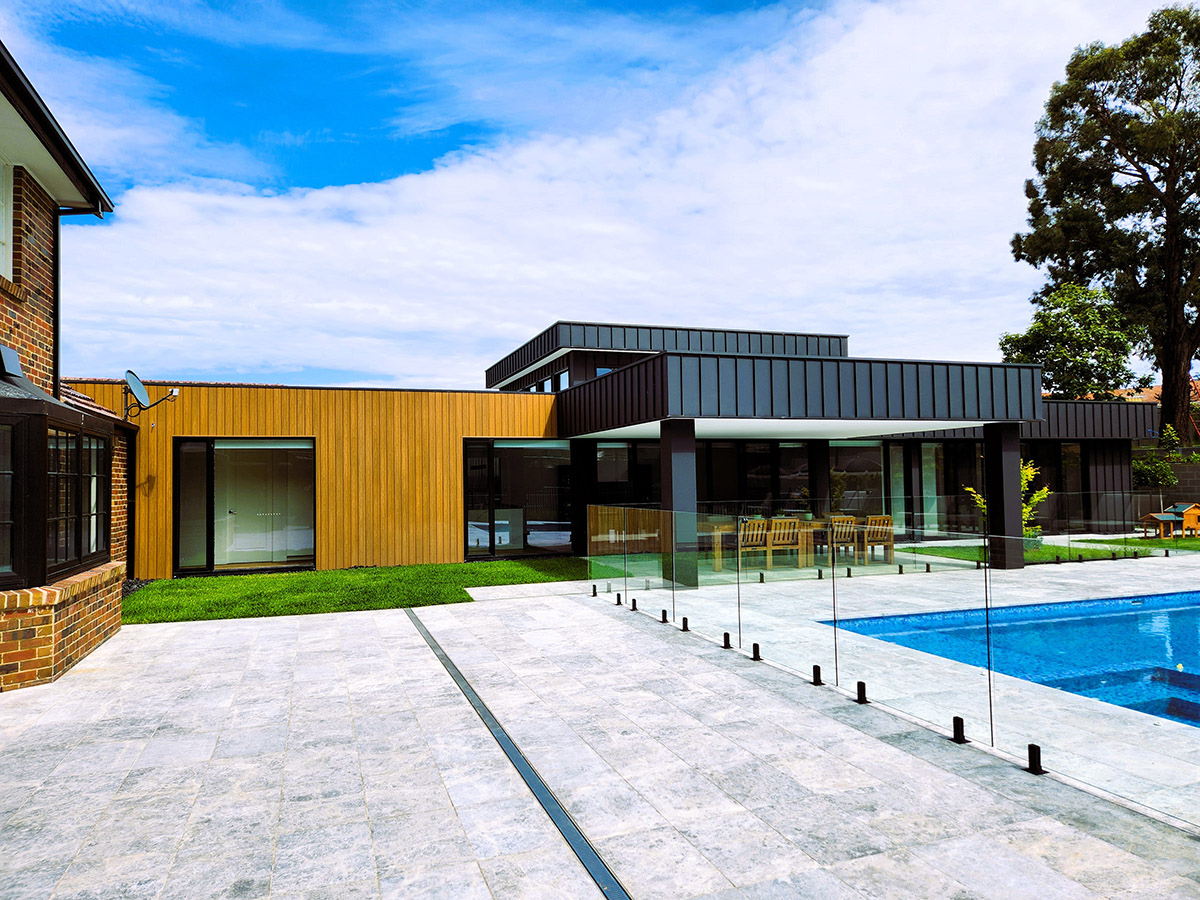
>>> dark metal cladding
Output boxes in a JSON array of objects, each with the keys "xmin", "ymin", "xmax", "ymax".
[
  {"xmin": 556, "ymin": 352, "xmax": 1043, "ymax": 436},
  {"xmin": 485, "ymin": 321, "xmax": 850, "ymax": 389},
  {"xmin": 889, "ymin": 400, "xmax": 1158, "ymax": 441}
]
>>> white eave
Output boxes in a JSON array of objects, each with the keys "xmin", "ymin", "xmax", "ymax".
[{"xmin": 0, "ymin": 92, "xmax": 92, "ymax": 209}]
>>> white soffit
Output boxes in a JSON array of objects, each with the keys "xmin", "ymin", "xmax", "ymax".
[
  {"xmin": 578, "ymin": 418, "xmax": 1001, "ymax": 440},
  {"xmin": 0, "ymin": 93, "xmax": 88, "ymax": 208}
]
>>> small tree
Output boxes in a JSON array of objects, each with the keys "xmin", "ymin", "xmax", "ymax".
[
  {"xmin": 963, "ymin": 460, "xmax": 1053, "ymax": 538},
  {"xmin": 999, "ymin": 285, "xmax": 1150, "ymax": 400}
]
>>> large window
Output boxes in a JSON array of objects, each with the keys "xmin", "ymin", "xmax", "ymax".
[
  {"xmin": 696, "ymin": 440, "xmax": 812, "ymax": 517},
  {"xmin": 593, "ymin": 441, "xmax": 659, "ymax": 507},
  {"xmin": 175, "ymin": 438, "xmax": 315, "ymax": 573},
  {"xmin": 464, "ymin": 440, "xmax": 573, "ymax": 558},
  {"xmin": 829, "ymin": 441, "xmax": 884, "ymax": 517},
  {"xmin": 46, "ymin": 428, "xmax": 109, "ymax": 576},
  {"xmin": 919, "ymin": 441, "xmax": 983, "ymax": 533}
]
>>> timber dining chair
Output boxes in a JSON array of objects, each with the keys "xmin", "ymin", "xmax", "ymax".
[
  {"xmin": 767, "ymin": 517, "xmax": 812, "ymax": 568},
  {"xmin": 861, "ymin": 515, "xmax": 895, "ymax": 564},
  {"xmin": 737, "ymin": 518, "xmax": 770, "ymax": 571},
  {"xmin": 827, "ymin": 515, "xmax": 858, "ymax": 567}
]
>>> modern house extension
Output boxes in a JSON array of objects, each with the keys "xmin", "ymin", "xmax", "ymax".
[{"xmin": 67, "ymin": 322, "xmax": 1155, "ymax": 588}]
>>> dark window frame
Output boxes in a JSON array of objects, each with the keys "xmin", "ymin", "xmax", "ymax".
[
  {"xmin": 172, "ymin": 436, "xmax": 317, "ymax": 577},
  {"xmin": 0, "ymin": 413, "xmax": 26, "ymax": 590},
  {"xmin": 44, "ymin": 419, "xmax": 111, "ymax": 583},
  {"xmin": 462, "ymin": 438, "xmax": 574, "ymax": 561}
]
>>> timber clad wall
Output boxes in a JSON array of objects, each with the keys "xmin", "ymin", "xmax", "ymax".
[
  {"xmin": 67, "ymin": 381, "xmax": 556, "ymax": 579},
  {"xmin": 1, "ymin": 169, "xmax": 56, "ymax": 393}
]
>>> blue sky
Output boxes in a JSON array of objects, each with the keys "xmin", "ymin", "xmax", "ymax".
[
  {"xmin": 0, "ymin": 0, "xmax": 1168, "ymax": 388},
  {"xmin": 23, "ymin": 1, "xmax": 800, "ymax": 189}
]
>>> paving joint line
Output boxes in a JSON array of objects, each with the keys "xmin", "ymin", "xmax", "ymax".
[{"xmin": 405, "ymin": 608, "xmax": 631, "ymax": 900}]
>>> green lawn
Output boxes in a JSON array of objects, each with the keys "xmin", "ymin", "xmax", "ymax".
[
  {"xmin": 908, "ymin": 543, "xmax": 1137, "ymax": 565},
  {"xmin": 124, "ymin": 557, "xmax": 602, "ymax": 624},
  {"xmin": 1077, "ymin": 535, "xmax": 1200, "ymax": 551}
]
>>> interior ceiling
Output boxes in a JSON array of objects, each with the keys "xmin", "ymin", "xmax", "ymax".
[{"xmin": 576, "ymin": 418, "xmax": 994, "ymax": 441}]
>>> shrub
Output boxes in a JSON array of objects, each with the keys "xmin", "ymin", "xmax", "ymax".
[{"xmin": 1132, "ymin": 456, "xmax": 1178, "ymax": 489}]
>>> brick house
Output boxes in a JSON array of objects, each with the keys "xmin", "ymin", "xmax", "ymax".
[{"xmin": 0, "ymin": 39, "xmax": 132, "ymax": 690}]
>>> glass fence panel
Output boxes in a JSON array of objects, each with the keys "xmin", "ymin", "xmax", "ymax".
[
  {"xmin": 586, "ymin": 505, "xmax": 629, "ymax": 592},
  {"xmin": 660, "ymin": 511, "xmax": 741, "ymax": 648},
  {"xmin": 588, "ymin": 494, "xmax": 1200, "ymax": 830},
  {"xmin": 988, "ymin": 491, "xmax": 1200, "ymax": 831},
  {"xmin": 731, "ymin": 515, "xmax": 837, "ymax": 683},
  {"xmin": 833, "ymin": 526, "xmax": 994, "ymax": 742}
]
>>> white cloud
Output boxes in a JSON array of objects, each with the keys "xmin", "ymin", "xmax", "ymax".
[
  {"xmin": 0, "ymin": 10, "xmax": 268, "ymax": 186},
  {"xmin": 13, "ymin": 0, "xmax": 799, "ymax": 141},
  {"xmin": 57, "ymin": 0, "xmax": 1167, "ymax": 388}
]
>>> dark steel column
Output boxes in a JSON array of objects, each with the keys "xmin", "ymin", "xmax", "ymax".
[
  {"xmin": 984, "ymin": 423, "xmax": 1024, "ymax": 569},
  {"xmin": 660, "ymin": 418, "xmax": 698, "ymax": 587},
  {"xmin": 808, "ymin": 440, "xmax": 831, "ymax": 517},
  {"xmin": 569, "ymin": 439, "xmax": 597, "ymax": 556}
]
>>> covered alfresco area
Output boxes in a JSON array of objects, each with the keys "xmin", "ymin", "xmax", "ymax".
[{"xmin": 551, "ymin": 339, "xmax": 1154, "ymax": 575}]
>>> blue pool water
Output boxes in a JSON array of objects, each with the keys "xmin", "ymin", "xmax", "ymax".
[{"xmin": 832, "ymin": 593, "xmax": 1200, "ymax": 727}]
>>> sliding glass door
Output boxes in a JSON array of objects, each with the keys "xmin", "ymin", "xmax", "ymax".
[
  {"xmin": 463, "ymin": 439, "xmax": 573, "ymax": 558},
  {"xmin": 175, "ymin": 438, "xmax": 315, "ymax": 573}
]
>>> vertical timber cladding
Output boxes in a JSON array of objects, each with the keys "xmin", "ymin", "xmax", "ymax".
[{"xmin": 65, "ymin": 382, "xmax": 556, "ymax": 579}]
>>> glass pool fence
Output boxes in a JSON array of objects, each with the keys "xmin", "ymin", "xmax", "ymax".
[{"xmin": 585, "ymin": 494, "xmax": 1200, "ymax": 832}]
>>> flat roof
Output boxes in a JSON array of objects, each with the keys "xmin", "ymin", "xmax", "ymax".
[{"xmin": 486, "ymin": 321, "xmax": 851, "ymax": 389}]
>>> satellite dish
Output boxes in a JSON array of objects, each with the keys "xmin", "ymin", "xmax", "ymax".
[
  {"xmin": 122, "ymin": 369, "xmax": 178, "ymax": 420},
  {"xmin": 125, "ymin": 370, "xmax": 151, "ymax": 408}
]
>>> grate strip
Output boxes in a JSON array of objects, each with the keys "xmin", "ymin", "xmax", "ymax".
[{"xmin": 405, "ymin": 608, "xmax": 632, "ymax": 900}]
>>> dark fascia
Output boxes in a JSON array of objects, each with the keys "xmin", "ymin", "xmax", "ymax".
[
  {"xmin": 556, "ymin": 350, "xmax": 1047, "ymax": 436},
  {"xmin": 0, "ymin": 38, "xmax": 113, "ymax": 215},
  {"xmin": 884, "ymin": 399, "xmax": 1159, "ymax": 442},
  {"xmin": 485, "ymin": 320, "xmax": 852, "ymax": 389}
]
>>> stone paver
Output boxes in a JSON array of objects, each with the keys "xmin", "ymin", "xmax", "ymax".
[
  {"xmin": 1, "ymin": 559, "xmax": 1199, "ymax": 898},
  {"xmin": 554, "ymin": 550, "xmax": 1200, "ymax": 825},
  {"xmin": 420, "ymin": 580, "xmax": 1200, "ymax": 899},
  {"xmin": 0, "ymin": 613, "xmax": 602, "ymax": 900}
]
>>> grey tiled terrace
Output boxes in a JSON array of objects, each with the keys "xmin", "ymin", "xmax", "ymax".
[{"xmin": 0, "ymin": 565, "xmax": 1198, "ymax": 898}]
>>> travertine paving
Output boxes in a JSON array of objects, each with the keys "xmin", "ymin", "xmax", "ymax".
[
  {"xmin": 1, "ymin": 570, "xmax": 1198, "ymax": 899},
  {"xmin": 551, "ymin": 551, "xmax": 1200, "ymax": 826},
  {"xmin": 0, "ymin": 613, "xmax": 602, "ymax": 900},
  {"xmin": 421, "ymin": 588, "xmax": 1200, "ymax": 899}
]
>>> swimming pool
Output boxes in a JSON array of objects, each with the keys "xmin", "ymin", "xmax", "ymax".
[{"xmin": 832, "ymin": 592, "xmax": 1200, "ymax": 727}]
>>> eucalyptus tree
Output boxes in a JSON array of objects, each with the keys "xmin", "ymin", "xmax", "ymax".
[{"xmin": 1012, "ymin": 6, "xmax": 1200, "ymax": 440}]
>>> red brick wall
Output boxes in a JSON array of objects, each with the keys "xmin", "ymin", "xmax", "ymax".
[
  {"xmin": 111, "ymin": 433, "xmax": 129, "ymax": 564},
  {"xmin": 0, "ymin": 167, "xmax": 56, "ymax": 394},
  {"xmin": 0, "ymin": 561, "xmax": 124, "ymax": 690}
]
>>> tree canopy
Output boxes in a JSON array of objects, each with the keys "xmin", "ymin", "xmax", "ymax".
[
  {"xmin": 1012, "ymin": 5, "xmax": 1200, "ymax": 440},
  {"xmin": 999, "ymin": 284, "xmax": 1150, "ymax": 399}
]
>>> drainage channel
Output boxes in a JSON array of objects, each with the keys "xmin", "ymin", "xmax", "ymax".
[{"xmin": 405, "ymin": 609, "xmax": 631, "ymax": 900}]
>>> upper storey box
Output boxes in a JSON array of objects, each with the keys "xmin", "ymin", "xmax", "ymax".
[{"xmin": 485, "ymin": 321, "xmax": 850, "ymax": 393}]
